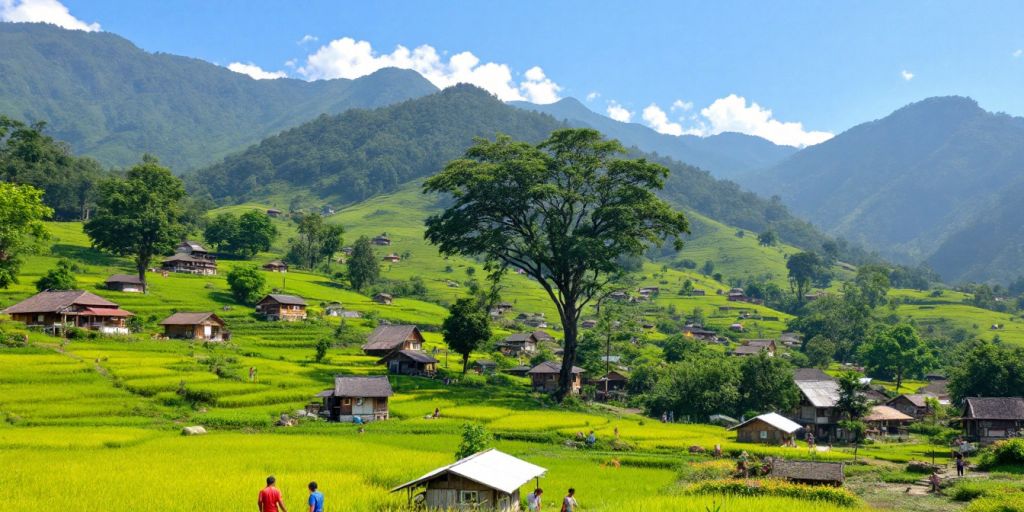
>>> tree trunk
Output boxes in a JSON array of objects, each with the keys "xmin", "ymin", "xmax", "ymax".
[
  {"xmin": 462, "ymin": 353, "xmax": 469, "ymax": 375},
  {"xmin": 556, "ymin": 306, "xmax": 579, "ymax": 401},
  {"xmin": 136, "ymin": 255, "xmax": 149, "ymax": 293}
]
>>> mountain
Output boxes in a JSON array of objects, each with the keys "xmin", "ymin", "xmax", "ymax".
[
  {"xmin": 751, "ymin": 96, "xmax": 1024, "ymax": 282},
  {"xmin": 0, "ymin": 23, "xmax": 437, "ymax": 170},
  {"xmin": 192, "ymin": 85, "xmax": 837, "ymax": 258},
  {"xmin": 510, "ymin": 97, "xmax": 797, "ymax": 178}
]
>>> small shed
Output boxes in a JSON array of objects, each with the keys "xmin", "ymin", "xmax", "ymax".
[
  {"xmin": 372, "ymin": 234, "xmax": 392, "ymax": 246},
  {"xmin": 379, "ymin": 350, "xmax": 438, "ymax": 376},
  {"xmin": 383, "ymin": 253, "xmax": 402, "ymax": 263},
  {"xmin": 159, "ymin": 312, "xmax": 226, "ymax": 341},
  {"xmin": 863, "ymin": 405, "xmax": 914, "ymax": 435},
  {"xmin": 391, "ymin": 449, "xmax": 546, "ymax": 511},
  {"xmin": 324, "ymin": 302, "xmax": 344, "ymax": 317},
  {"xmin": 730, "ymin": 412, "xmax": 803, "ymax": 444},
  {"xmin": 316, "ymin": 375, "xmax": 393, "ymax": 422},
  {"xmin": 263, "ymin": 260, "xmax": 288, "ymax": 272},
  {"xmin": 374, "ymin": 293, "xmax": 394, "ymax": 305},
  {"xmin": 496, "ymin": 333, "xmax": 538, "ymax": 355},
  {"xmin": 266, "ymin": 208, "xmax": 282, "ymax": 217},
  {"xmin": 528, "ymin": 361, "xmax": 584, "ymax": 394},
  {"xmin": 769, "ymin": 459, "xmax": 845, "ymax": 486},
  {"xmin": 255, "ymin": 294, "xmax": 307, "ymax": 321},
  {"xmin": 104, "ymin": 274, "xmax": 145, "ymax": 293}
]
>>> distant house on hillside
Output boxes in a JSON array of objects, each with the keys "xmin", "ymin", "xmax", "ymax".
[
  {"xmin": 496, "ymin": 333, "xmax": 539, "ymax": 356},
  {"xmin": 255, "ymin": 294, "xmax": 307, "ymax": 321},
  {"xmin": 104, "ymin": 274, "xmax": 145, "ymax": 293},
  {"xmin": 316, "ymin": 375, "xmax": 392, "ymax": 422},
  {"xmin": 471, "ymin": 360, "xmax": 498, "ymax": 374},
  {"xmin": 266, "ymin": 208, "xmax": 282, "ymax": 218},
  {"xmin": 919, "ymin": 380, "xmax": 951, "ymax": 404},
  {"xmin": 382, "ymin": 253, "xmax": 401, "ymax": 263},
  {"xmin": 779, "ymin": 332, "xmax": 802, "ymax": 347},
  {"xmin": 789, "ymin": 368, "xmax": 842, "ymax": 442},
  {"xmin": 390, "ymin": 449, "xmax": 546, "ymax": 512},
  {"xmin": 159, "ymin": 312, "xmax": 226, "ymax": 341},
  {"xmin": 504, "ymin": 365, "xmax": 532, "ymax": 378},
  {"xmin": 962, "ymin": 397, "xmax": 1024, "ymax": 445},
  {"xmin": 690, "ymin": 288, "xmax": 706, "ymax": 296},
  {"xmin": 887, "ymin": 394, "xmax": 934, "ymax": 419},
  {"xmin": 161, "ymin": 253, "xmax": 217, "ymax": 275},
  {"xmin": 732, "ymin": 339, "xmax": 776, "ymax": 357},
  {"xmin": 2, "ymin": 290, "xmax": 133, "ymax": 335},
  {"xmin": 581, "ymin": 319, "xmax": 598, "ymax": 329},
  {"xmin": 378, "ymin": 350, "xmax": 438, "ymax": 376},
  {"xmin": 361, "ymin": 325, "xmax": 425, "ymax": 356},
  {"xmin": 727, "ymin": 287, "xmax": 764, "ymax": 305},
  {"xmin": 323, "ymin": 302, "xmax": 344, "ymax": 317},
  {"xmin": 528, "ymin": 361, "xmax": 584, "ymax": 394},
  {"xmin": 596, "ymin": 370, "xmax": 629, "ymax": 400},
  {"xmin": 769, "ymin": 459, "xmax": 844, "ymax": 487},
  {"xmin": 262, "ymin": 260, "xmax": 288, "ymax": 272},
  {"xmin": 373, "ymin": 293, "xmax": 393, "ymax": 305},
  {"xmin": 532, "ymin": 330, "xmax": 553, "ymax": 343},
  {"xmin": 372, "ymin": 233, "xmax": 392, "ymax": 246},
  {"xmin": 682, "ymin": 325, "xmax": 717, "ymax": 341},
  {"xmin": 730, "ymin": 412, "xmax": 803, "ymax": 444}
]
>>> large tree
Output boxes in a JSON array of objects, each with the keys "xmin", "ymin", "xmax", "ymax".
[
  {"xmin": 948, "ymin": 339, "xmax": 1024, "ymax": 403},
  {"xmin": 737, "ymin": 352, "xmax": 800, "ymax": 416},
  {"xmin": 0, "ymin": 182, "xmax": 52, "ymax": 288},
  {"xmin": 347, "ymin": 236, "xmax": 379, "ymax": 291},
  {"xmin": 424, "ymin": 129, "xmax": 688, "ymax": 399},
  {"xmin": 204, "ymin": 210, "xmax": 277, "ymax": 259},
  {"xmin": 441, "ymin": 298, "xmax": 492, "ymax": 374},
  {"xmin": 858, "ymin": 323, "xmax": 930, "ymax": 392},
  {"xmin": 786, "ymin": 251, "xmax": 822, "ymax": 302},
  {"xmin": 84, "ymin": 156, "xmax": 186, "ymax": 289},
  {"xmin": 286, "ymin": 213, "xmax": 344, "ymax": 270}
]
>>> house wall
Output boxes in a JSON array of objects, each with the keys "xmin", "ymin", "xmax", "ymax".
[
  {"xmin": 423, "ymin": 474, "xmax": 517, "ymax": 511},
  {"xmin": 324, "ymin": 396, "xmax": 389, "ymax": 422},
  {"xmin": 735, "ymin": 420, "xmax": 791, "ymax": 444},
  {"xmin": 531, "ymin": 373, "xmax": 581, "ymax": 393},
  {"xmin": 164, "ymin": 322, "xmax": 223, "ymax": 340},
  {"xmin": 260, "ymin": 303, "xmax": 307, "ymax": 321},
  {"xmin": 109, "ymin": 283, "xmax": 143, "ymax": 293},
  {"xmin": 964, "ymin": 419, "xmax": 1023, "ymax": 445}
]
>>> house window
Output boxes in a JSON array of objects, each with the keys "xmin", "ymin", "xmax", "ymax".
[
  {"xmin": 759, "ymin": 430, "xmax": 768, "ymax": 439},
  {"xmin": 342, "ymin": 398, "xmax": 351, "ymax": 405},
  {"xmin": 987, "ymin": 429, "xmax": 1006, "ymax": 438},
  {"xmin": 37, "ymin": 314, "xmax": 44, "ymax": 322},
  {"xmin": 459, "ymin": 491, "xmax": 478, "ymax": 503}
]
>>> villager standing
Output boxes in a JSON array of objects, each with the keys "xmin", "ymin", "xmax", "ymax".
[
  {"xmin": 307, "ymin": 482, "xmax": 324, "ymax": 512},
  {"xmin": 258, "ymin": 476, "xmax": 287, "ymax": 512},
  {"xmin": 526, "ymin": 488, "xmax": 543, "ymax": 512},
  {"xmin": 956, "ymin": 453, "xmax": 966, "ymax": 477},
  {"xmin": 561, "ymin": 488, "xmax": 578, "ymax": 512}
]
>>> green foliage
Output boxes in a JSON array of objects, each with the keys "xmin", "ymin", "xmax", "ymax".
[
  {"xmin": 978, "ymin": 439, "xmax": 1024, "ymax": 470},
  {"xmin": 226, "ymin": 265, "xmax": 265, "ymax": 305},
  {"xmin": 786, "ymin": 252, "xmax": 821, "ymax": 300},
  {"xmin": 803, "ymin": 335, "xmax": 836, "ymax": 368},
  {"xmin": 314, "ymin": 338, "xmax": 330, "ymax": 363},
  {"xmin": 286, "ymin": 213, "xmax": 343, "ymax": 270},
  {"xmin": 455, "ymin": 423, "xmax": 492, "ymax": 460},
  {"xmin": 0, "ymin": 182, "xmax": 52, "ymax": 287},
  {"xmin": 83, "ymin": 156, "xmax": 186, "ymax": 284},
  {"xmin": 948, "ymin": 339, "xmax": 1024, "ymax": 403},
  {"xmin": 682, "ymin": 479, "xmax": 859, "ymax": 507},
  {"xmin": 757, "ymin": 230, "xmax": 778, "ymax": 247},
  {"xmin": 858, "ymin": 323, "xmax": 930, "ymax": 391},
  {"xmin": 347, "ymin": 236, "xmax": 379, "ymax": 291},
  {"xmin": 203, "ymin": 211, "xmax": 277, "ymax": 259},
  {"xmin": 441, "ymin": 298, "xmax": 491, "ymax": 374},
  {"xmin": 737, "ymin": 352, "xmax": 799, "ymax": 416},
  {"xmin": 646, "ymin": 356, "xmax": 740, "ymax": 419},
  {"xmin": 35, "ymin": 258, "xmax": 77, "ymax": 291}
]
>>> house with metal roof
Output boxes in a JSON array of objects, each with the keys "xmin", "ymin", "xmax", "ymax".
[
  {"xmin": 391, "ymin": 449, "xmax": 546, "ymax": 511},
  {"xmin": 730, "ymin": 412, "xmax": 803, "ymax": 444},
  {"xmin": 316, "ymin": 375, "xmax": 393, "ymax": 422},
  {"xmin": 789, "ymin": 369, "xmax": 843, "ymax": 442}
]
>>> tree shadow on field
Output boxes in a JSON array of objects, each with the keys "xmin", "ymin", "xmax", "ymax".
[
  {"xmin": 313, "ymin": 280, "xmax": 348, "ymax": 291},
  {"xmin": 50, "ymin": 243, "xmax": 122, "ymax": 266}
]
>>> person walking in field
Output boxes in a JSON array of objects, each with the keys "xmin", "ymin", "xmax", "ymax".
[
  {"xmin": 561, "ymin": 488, "xmax": 578, "ymax": 512},
  {"xmin": 526, "ymin": 488, "xmax": 543, "ymax": 512},
  {"xmin": 955, "ymin": 453, "xmax": 966, "ymax": 477},
  {"xmin": 307, "ymin": 481, "xmax": 324, "ymax": 512},
  {"xmin": 258, "ymin": 476, "xmax": 287, "ymax": 512}
]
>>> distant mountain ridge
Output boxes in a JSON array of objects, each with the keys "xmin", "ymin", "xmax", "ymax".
[
  {"xmin": 751, "ymin": 96, "xmax": 1024, "ymax": 282},
  {"xmin": 510, "ymin": 97, "xmax": 797, "ymax": 178},
  {"xmin": 0, "ymin": 23, "xmax": 438, "ymax": 170}
]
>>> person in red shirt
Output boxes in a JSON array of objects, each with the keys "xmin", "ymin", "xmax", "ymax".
[{"xmin": 258, "ymin": 475, "xmax": 287, "ymax": 512}]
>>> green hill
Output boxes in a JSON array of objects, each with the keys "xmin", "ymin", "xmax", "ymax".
[{"xmin": 0, "ymin": 23, "xmax": 437, "ymax": 171}]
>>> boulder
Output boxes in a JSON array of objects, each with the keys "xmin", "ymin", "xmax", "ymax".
[{"xmin": 181, "ymin": 426, "xmax": 207, "ymax": 436}]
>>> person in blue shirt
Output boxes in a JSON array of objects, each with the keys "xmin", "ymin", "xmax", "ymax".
[{"xmin": 307, "ymin": 481, "xmax": 324, "ymax": 512}]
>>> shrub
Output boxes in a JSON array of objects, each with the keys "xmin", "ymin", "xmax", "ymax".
[
  {"xmin": 682, "ymin": 479, "xmax": 860, "ymax": 507},
  {"xmin": 978, "ymin": 439, "xmax": 1024, "ymax": 469},
  {"xmin": 965, "ymin": 494, "xmax": 1024, "ymax": 512},
  {"xmin": 226, "ymin": 265, "xmax": 265, "ymax": 305}
]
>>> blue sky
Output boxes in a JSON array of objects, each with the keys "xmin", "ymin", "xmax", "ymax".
[{"xmin": 4, "ymin": 0, "xmax": 1024, "ymax": 146}]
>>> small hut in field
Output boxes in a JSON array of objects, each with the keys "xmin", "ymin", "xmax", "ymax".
[{"xmin": 391, "ymin": 449, "xmax": 546, "ymax": 511}]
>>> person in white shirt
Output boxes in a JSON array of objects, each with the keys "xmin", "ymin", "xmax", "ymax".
[
  {"xmin": 526, "ymin": 488, "xmax": 543, "ymax": 511},
  {"xmin": 561, "ymin": 488, "xmax": 578, "ymax": 512}
]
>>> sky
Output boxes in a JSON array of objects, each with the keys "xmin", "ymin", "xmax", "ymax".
[{"xmin": 3, "ymin": 0, "xmax": 1023, "ymax": 147}]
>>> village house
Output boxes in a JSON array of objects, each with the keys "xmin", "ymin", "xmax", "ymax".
[
  {"xmin": 161, "ymin": 253, "xmax": 218, "ymax": 275},
  {"xmin": 323, "ymin": 302, "xmax": 344, "ymax": 317},
  {"xmin": 372, "ymin": 233, "xmax": 392, "ymax": 246},
  {"xmin": 637, "ymin": 286, "xmax": 659, "ymax": 298},
  {"xmin": 266, "ymin": 208, "xmax": 282, "ymax": 218},
  {"xmin": 361, "ymin": 325, "xmax": 425, "ymax": 356},
  {"xmin": 532, "ymin": 330, "xmax": 553, "ymax": 343},
  {"xmin": 2, "ymin": 290, "xmax": 134, "ymax": 335},
  {"xmin": 316, "ymin": 375, "xmax": 392, "ymax": 422},
  {"xmin": 471, "ymin": 359, "xmax": 498, "ymax": 374},
  {"xmin": 730, "ymin": 412, "xmax": 803, "ymax": 444},
  {"xmin": 962, "ymin": 397, "xmax": 1024, "ymax": 445},
  {"xmin": 373, "ymin": 293, "xmax": 394, "ymax": 305},
  {"xmin": 262, "ymin": 260, "xmax": 288, "ymax": 272},
  {"xmin": 804, "ymin": 291, "xmax": 828, "ymax": 301},
  {"xmin": 581, "ymin": 319, "xmax": 598, "ymax": 329},
  {"xmin": 789, "ymin": 368, "xmax": 843, "ymax": 442},
  {"xmin": 378, "ymin": 350, "xmax": 438, "ymax": 376},
  {"xmin": 887, "ymin": 394, "xmax": 934, "ymax": 419},
  {"xmin": 504, "ymin": 365, "xmax": 532, "ymax": 377},
  {"xmin": 731, "ymin": 339, "xmax": 776, "ymax": 357},
  {"xmin": 382, "ymin": 253, "xmax": 401, "ymax": 263},
  {"xmin": 690, "ymin": 288, "xmax": 706, "ymax": 296},
  {"xmin": 769, "ymin": 459, "xmax": 845, "ymax": 487},
  {"xmin": 727, "ymin": 287, "xmax": 764, "ymax": 305},
  {"xmin": 104, "ymin": 274, "xmax": 145, "ymax": 293},
  {"xmin": 528, "ymin": 361, "xmax": 584, "ymax": 394},
  {"xmin": 391, "ymin": 449, "xmax": 546, "ymax": 512},
  {"xmin": 255, "ymin": 294, "xmax": 307, "ymax": 321},
  {"xmin": 779, "ymin": 332, "xmax": 803, "ymax": 347},
  {"xmin": 682, "ymin": 325, "xmax": 718, "ymax": 341},
  {"xmin": 496, "ymin": 333, "xmax": 539, "ymax": 356},
  {"xmin": 159, "ymin": 312, "xmax": 226, "ymax": 341},
  {"xmin": 863, "ymin": 405, "xmax": 913, "ymax": 436},
  {"xmin": 595, "ymin": 370, "xmax": 629, "ymax": 400},
  {"xmin": 608, "ymin": 290, "xmax": 630, "ymax": 301},
  {"xmin": 919, "ymin": 379, "xmax": 951, "ymax": 404}
]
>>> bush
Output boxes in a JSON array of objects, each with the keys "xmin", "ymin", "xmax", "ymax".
[
  {"xmin": 965, "ymin": 494, "xmax": 1024, "ymax": 512},
  {"xmin": 978, "ymin": 439, "xmax": 1024, "ymax": 469},
  {"xmin": 226, "ymin": 265, "xmax": 265, "ymax": 305},
  {"xmin": 683, "ymin": 479, "xmax": 859, "ymax": 507}
]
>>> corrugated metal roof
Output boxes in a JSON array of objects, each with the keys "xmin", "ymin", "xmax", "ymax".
[
  {"xmin": 796, "ymin": 379, "xmax": 841, "ymax": 408},
  {"xmin": 730, "ymin": 412, "xmax": 803, "ymax": 434},
  {"xmin": 391, "ymin": 449, "xmax": 546, "ymax": 495}
]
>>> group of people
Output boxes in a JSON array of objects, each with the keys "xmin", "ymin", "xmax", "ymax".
[
  {"xmin": 526, "ymin": 488, "xmax": 578, "ymax": 512},
  {"xmin": 257, "ymin": 476, "xmax": 323, "ymax": 512}
]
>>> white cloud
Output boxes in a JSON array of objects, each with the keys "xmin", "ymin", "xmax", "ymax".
[
  {"xmin": 227, "ymin": 62, "xmax": 288, "ymax": 80},
  {"xmin": 686, "ymin": 94, "xmax": 832, "ymax": 147},
  {"xmin": 606, "ymin": 101, "xmax": 633, "ymax": 122},
  {"xmin": 297, "ymin": 34, "xmax": 318, "ymax": 45},
  {"xmin": 641, "ymin": 103, "xmax": 684, "ymax": 136},
  {"xmin": 296, "ymin": 37, "xmax": 562, "ymax": 103},
  {"xmin": 671, "ymin": 99, "xmax": 693, "ymax": 112},
  {"xmin": 0, "ymin": 0, "xmax": 99, "ymax": 31},
  {"xmin": 1013, "ymin": 49, "xmax": 1023, "ymax": 58},
  {"xmin": 284, "ymin": 59, "xmax": 297, "ymax": 68},
  {"xmin": 586, "ymin": 91, "xmax": 600, "ymax": 102},
  {"xmin": 901, "ymin": 69, "xmax": 914, "ymax": 81}
]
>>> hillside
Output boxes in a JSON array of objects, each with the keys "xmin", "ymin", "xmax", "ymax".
[
  {"xmin": 751, "ymin": 96, "xmax": 1024, "ymax": 282},
  {"xmin": 512, "ymin": 97, "xmax": 796, "ymax": 179},
  {"xmin": 0, "ymin": 23, "xmax": 437, "ymax": 170}
]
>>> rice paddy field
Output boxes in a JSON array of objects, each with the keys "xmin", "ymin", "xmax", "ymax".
[{"xmin": 2, "ymin": 207, "xmax": 1020, "ymax": 510}]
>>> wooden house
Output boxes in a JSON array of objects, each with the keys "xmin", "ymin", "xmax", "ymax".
[
  {"xmin": 919, "ymin": 380, "xmax": 951, "ymax": 404},
  {"xmin": 176, "ymin": 241, "xmax": 211, "ymax": 259},
  {"xmin": 690, "ymin": 288, "xmax": 706, "ymax": 296},
  {"xmin": 324, "ymin": 302, "xmax": 344, "ymax": 317},
  {"xmin": 730, "ymin": 412, "xmax": 803, "ymax": 444},
  {"xmin": 496, "ymin": 333, "xmax": 538, "ymax": 355},
  {"xmin": 373, "ymin": 293, "xmax": 393, "ymax": 305},
  {"xmin": 769, "ymin": 459, "xmax": 844, "ymax": 486},
  {"xmin": 492, "ymin": 302, "xmax": 514, "ymax": 314},
  {"xmin": 504, "ymin": 365, "xmax": 532, "ymax": 378},
  {"xmin": 682, "ymin": 325, "xmax": 718, "ymax": 341},
  {"xmin": 378, "ymin": 350, "xmax": 438, "ymax": 376},
  {"xmin": 372, "ymin": 234, "xmax": 392, "ymax": 246},
  {"xmin": 531, "ymin": 330, "xmax": 553, "ymax": 343},
  {"xmin": 887, "ymin": 394, "xmax": 933, "ymax": 419},
  {"xmin": 159, "ymin": 312, "xmax": 226, "ymax": 341},
  {"xmin": 581, "ymin": 319, "xmax": 597, "ymax": 329},
  {"xmin": 383, "ymin": 253, "xmax": 402, "ymax": 263},
  {"xmin": 255, "ymin": 294, "xmax": 307, "ymax": 321},
  {"xmin": 262, "ymin": 260, "xmax": 288, "ymax": 272},
  {"xmin": 962, "ymin": 397, "xmax": 1024, "ymax": 445},
  {"xmin": 528, "ymin": 361, "xmax": 584, "ymax": 394},
  {"xmin": 596, "ymin": 370, "xmax": 629, "ymax": 400},
  {"xmin": 779, "ymin": 332, "xmax": 803, "ymax": 347},
  {"xmin": 2, "ymin": 290, "xmax": 133, "ymax": 335},
  {"xmin": 863, "ymin": 405, "xmax": 913, "ymax": 436},
  {"xmin": 316, "ymin": 375, "xmax": 392, "ymax": 422},
  {"xmin": 161, "ymin": 253, "xmax": 217, "ymax": 275},
  {"xmin": 391, "ymin": 449, "xmax": 546, "ymax": 511},
  {"xmin": 731, "ymin": 339, "xmax": 776, "ymax": 357},
  {"xmin": 266, "ymin": 208, "xmax": 282, "ymax": 218},
  {"xmin": 789, "ymin": 369, "xmax": 842, "ymax": 442},
  {"xmin": 104, "ymin": 274, "xmax": 145, "ymax": 293},
  {"xmin": 361, "ymin": 325, "xmax": 425, "ymax": 356}
]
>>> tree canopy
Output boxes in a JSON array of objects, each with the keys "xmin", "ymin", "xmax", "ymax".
[
  {"xmin": 424, "ymin": 128, "xmax": 689, "ymax": 399},
  {"xmin": 0, "ymin": 182, "xmax": 52, "ymax": 288},
  {"xmin": 204, "ymin": 210, "xmax": 277, "ymax": 259},
  {"xmin": 858, "ymin": 323, "xmax": 931, "ymax": 392},
  {"xmin": 441, "ymin": 298, "xmax": 492, "ymax": 375},
  {"xmin": 347, "ymin": 236, "xmax": 379, "ymax": 291}
]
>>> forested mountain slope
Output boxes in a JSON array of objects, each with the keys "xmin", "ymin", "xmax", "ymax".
[
  {"xmin": 0, "ymin": 23, "xmax": 437, "ymax": 170},
  {"xmin": 751, "ymin": 96, "xmax": 1024, "ymax": 282}
]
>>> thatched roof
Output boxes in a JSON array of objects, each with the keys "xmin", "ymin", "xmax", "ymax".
[
  {"xmin": 770, "ymin": 459, "xmax": 844, "ymax": 483},
  {"xmin": 963, "ymin": 397, "xmax": 1024, "ymax": 420},
  {"xmin": 863, "ymin": 405, "xmax": 914, "ymax": 422}
]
